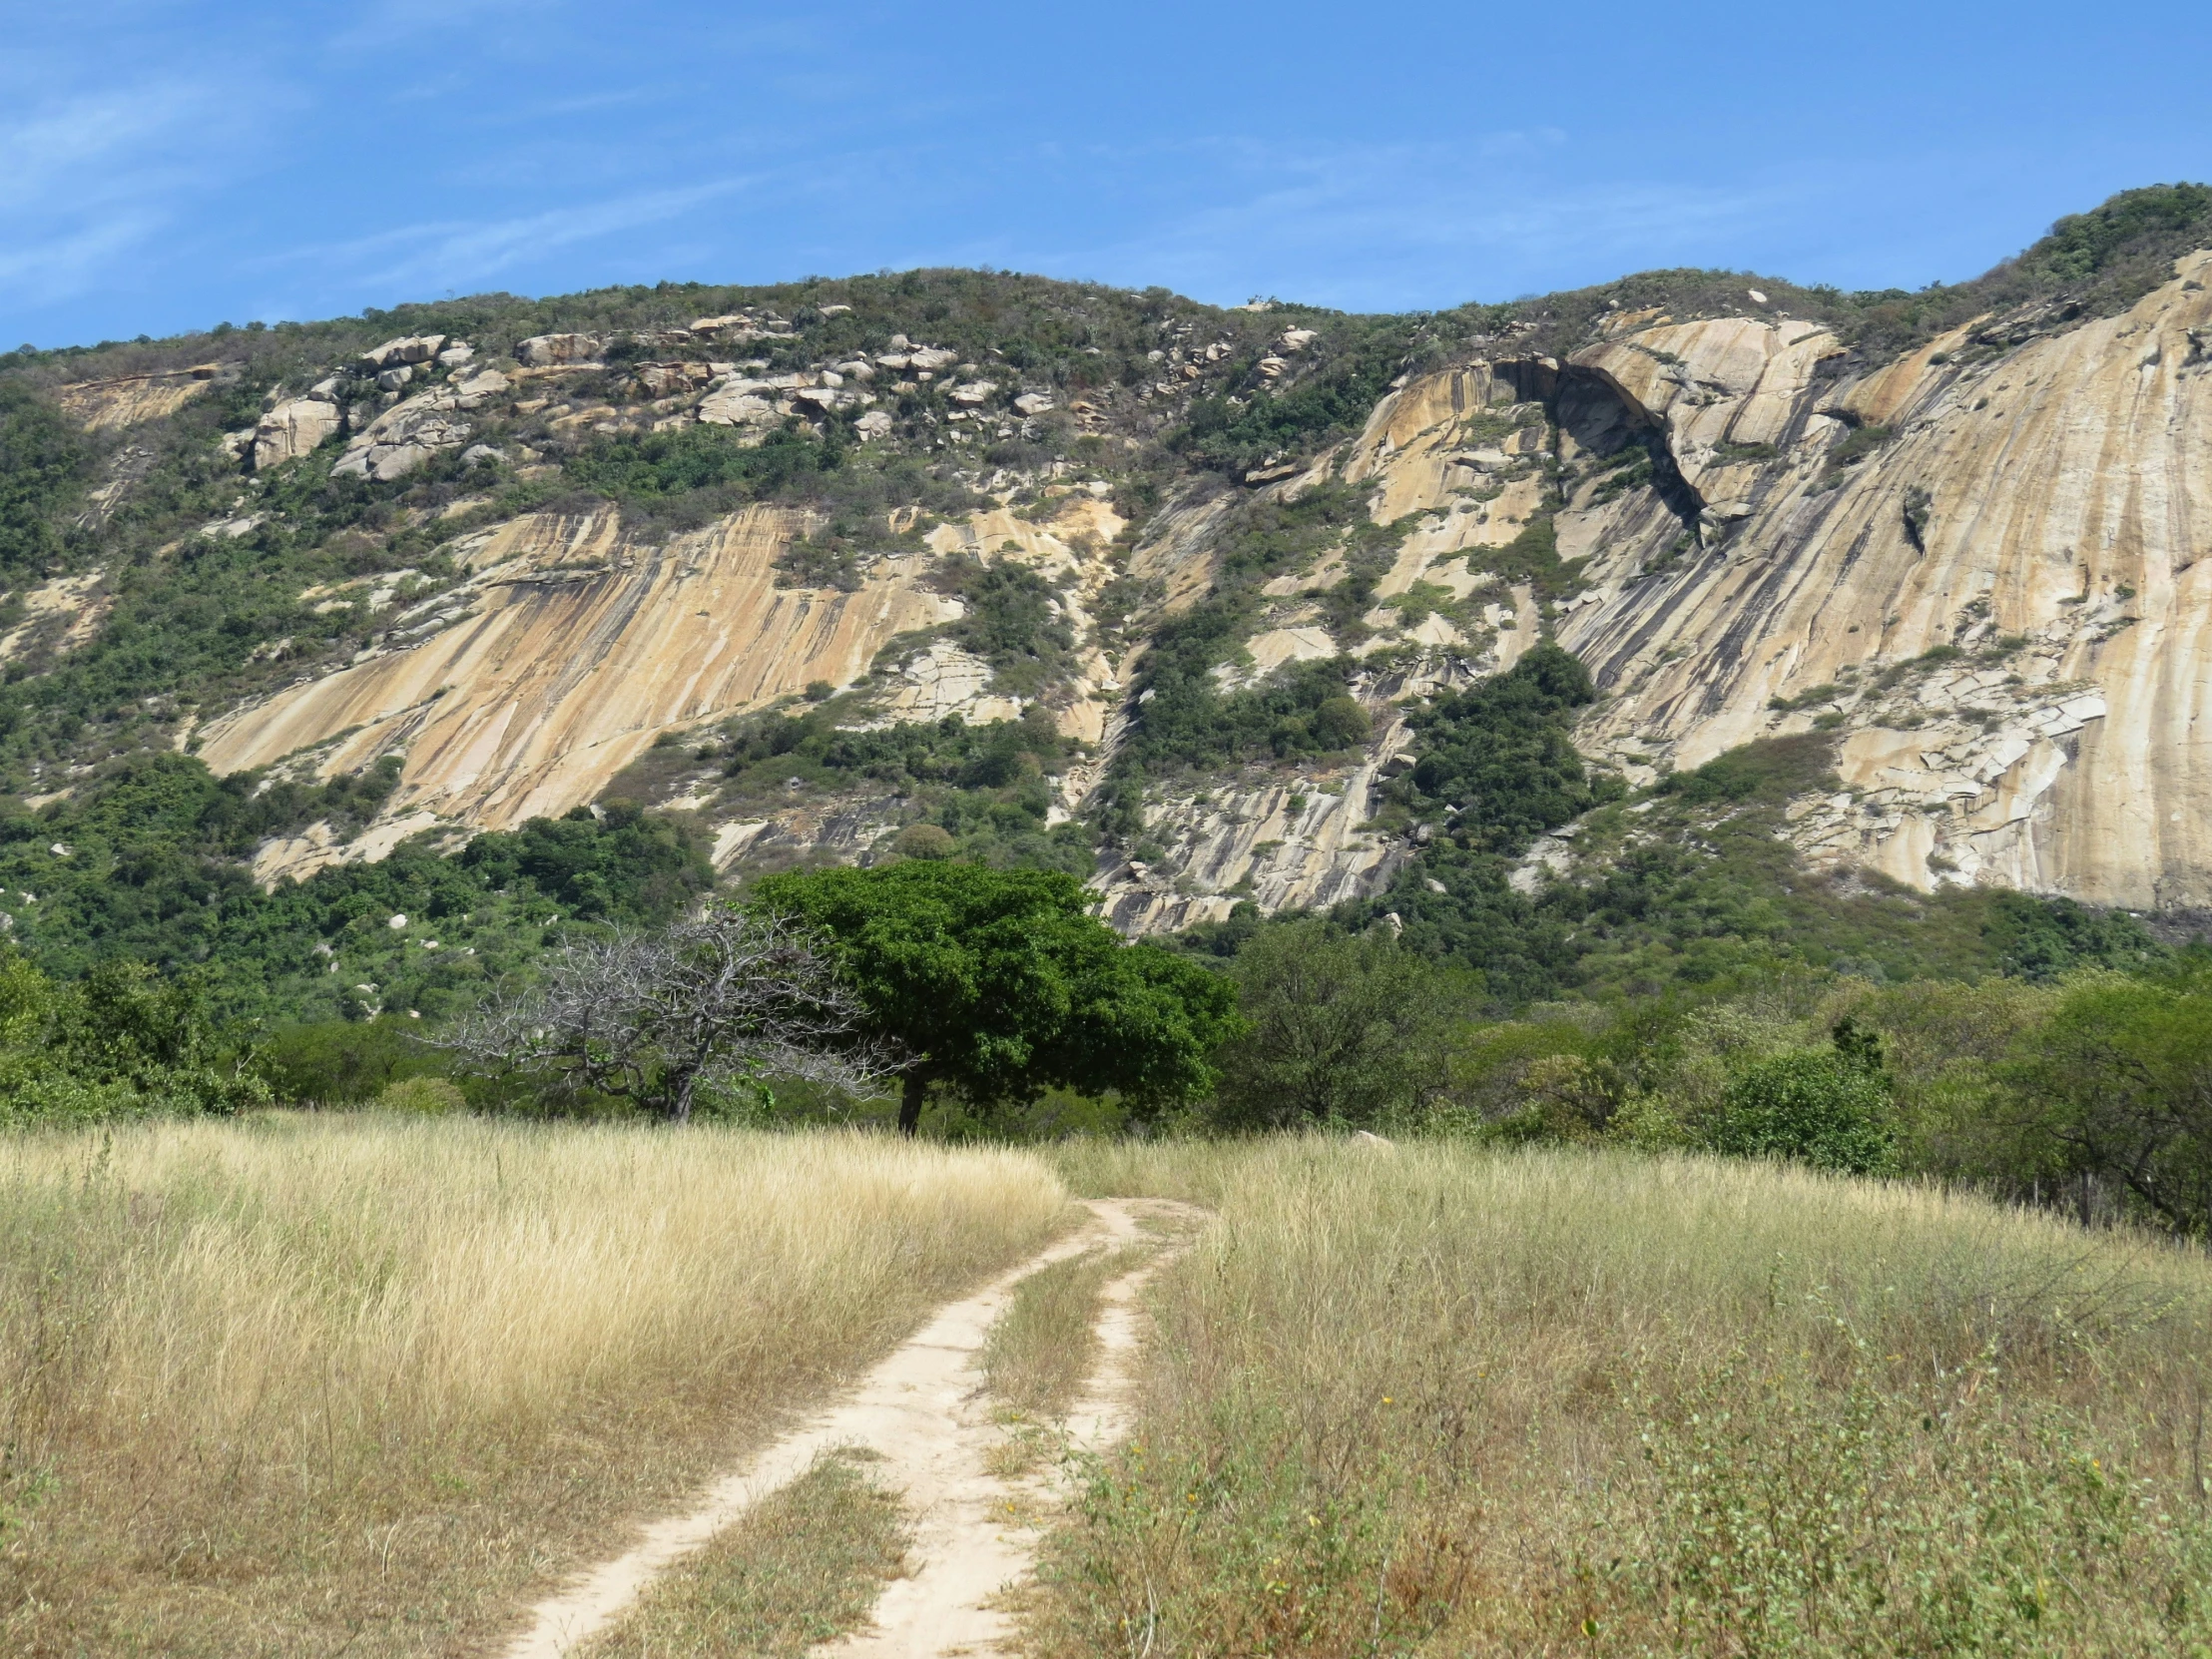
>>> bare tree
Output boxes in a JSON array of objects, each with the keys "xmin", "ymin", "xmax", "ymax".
[{"xmin": 442, "ymin": 906, "xmax": 889, "ymax": 1122}]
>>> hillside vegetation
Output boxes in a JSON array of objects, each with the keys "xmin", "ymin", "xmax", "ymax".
[{"xmin": 0, "ymin": 185, "xmax": 2201, "ymax": 1061}]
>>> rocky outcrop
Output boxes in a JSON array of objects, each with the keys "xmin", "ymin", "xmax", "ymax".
[
  {"xmin": 252, "ymin": 398, "xmax": 340, "ymax": 470},
  {"xmin": 516, "ymin": 333, "xmax": 603, "ymax": 367},
  {"xmin": 1555, "ymin": 254, "xmax": 2212, "ymax": 907},
  {"xmin": 1330, "ymin": 251, "xmax": 2212, "ymax": 911},
  {"xmin": 360, "ymin": 334, "xmax": 447, "ymax": 369},
  {"xmin": 53, "ymin": 363, "xmax": 232, "ymax": 431},
  {"xmin": 332, "ymin": 369, "xmax": 507, "ymax": 481},
  {"xmin": 194, "ymin": 507, "xmax": 964, "ymax": 831},
  {"xmin": 1097, "ymin": 744, "xmax": 1407, "ymax": 934}
]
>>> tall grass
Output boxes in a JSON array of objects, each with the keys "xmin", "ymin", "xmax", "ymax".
[
  {"xmin": 0, "ymin": 1115, "xmax": 1068, "ymax": 1657},
  {"xmin": 1029, "ymin": 1141, "xmax": 2212, "ymax": 1655}
]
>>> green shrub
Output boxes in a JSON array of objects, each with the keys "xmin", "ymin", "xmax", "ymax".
[
  {"xmin": 258, "ymin": 1017, "xmax": 434, "ymax": 1104},
  {"xmin": 376, "ymin": 1075, "xmax": 465, "ymax": 1114},
  {"xmin": 1709, "ymin": 1041, "xmax": 1898, "ymax": 1174},
  {"xmin": 891, "ymin": 823, "xmax": 955, "ymax": 859}
]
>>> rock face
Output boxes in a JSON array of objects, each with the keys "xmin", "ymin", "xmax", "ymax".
[
  {"xmin": 1341, "ymin": 249, "xmax": 2212, "ymax": 910},
  {"xmin": 54, "ymin": 364, "xmax": 230, "ymax": 431},
  {"xmin": 252, "ymin": 398, "xmax": 340, "ymax": 470},
  {"xmin": 516, "ymin": 333, "xmax": 603, "ymax": 367},
  {"xmin": 194, "ymin": 507, "xmax": 964, "ymax": 830},
  {"xmin": 1098, "ymin": 722, "xmax": 1412, "ymax": 934}
]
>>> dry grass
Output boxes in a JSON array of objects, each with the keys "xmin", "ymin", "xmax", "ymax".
[
  {"xmin": 0, "ymin": 1114, "xmax": 1067, "ymax": 1656},
  {"xmin": 578, "ymin": 1447, "xmax": 909, "ymax": 1658},
  {"xmin": 981, "ymin": 1245, "xmax": 1148, "ymax": 1420},
  {"xmin": 1029, "ymin": 1139, "xmax": 2212, "ymax": 1656}
]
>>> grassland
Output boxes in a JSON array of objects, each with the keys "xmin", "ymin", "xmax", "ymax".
[
  {"xmin": 7, "ymin": 1118, "xmax": 2212, "ymax": 1657},
  {"xmin": 0, "ymin": 1116, "xmax": 1068, "ymax": 1656},
  {"xmin": 1037, "ymin": 1140, "xmax": 2212, "ymax": 1656}
]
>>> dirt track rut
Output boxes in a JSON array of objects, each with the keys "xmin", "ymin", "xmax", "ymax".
[{"xmin": 500, "ymin": 1197, "xmax": 1192, "ymax": 1658}]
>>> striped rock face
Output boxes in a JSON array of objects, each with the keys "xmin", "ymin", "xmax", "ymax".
[
  {"xmin": 195, "ymin": 506, "xmax": 963, "ymax": 858},
  {"xmin": 1345, "ymin": 250, "xmax": 2212, "ymax": 906}
]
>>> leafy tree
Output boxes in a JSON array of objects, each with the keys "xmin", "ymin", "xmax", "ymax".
[
  {"xmin": 1210, "ymin": 919, "xmax": 1469, "ymax": 1128},
  {"xmin": 0, "ymin": 951, "xmax": 266, "ymax": 1123},
  {"xmin": 1707, "ymin": 1018, "xmax": 1898, "ymax": 1175},
  {"xmin": 2003, "ymin": 973, "xmax": 2212, "ymax": 1232},
  {"xmin": 1983, "ymin": 890, "xmax": 2162, "ymax": 981},
  {"xmin": 754, "ymin": 860, "xmax": 1241, "ymax": 1133},
  {"xmin": 1401, "ymin": 641, "xmax": 1620, "ymax": 852}
]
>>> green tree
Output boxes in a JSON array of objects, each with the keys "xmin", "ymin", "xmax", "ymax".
[
  {"xmin": 2003, "ymin": 972, "xmax": 2212, "ymax": 1232},
  {"xmin": 1210, "ymin": 919, "xmax": 1470, "ymax": 1129},
  {"xmin": 1707, "ymin": 1019, "xmax": 1898, "ymax": 1175},
  {"xmin": 755, "ymin": 861, "xmax": 1241, "ymax": 1133}
]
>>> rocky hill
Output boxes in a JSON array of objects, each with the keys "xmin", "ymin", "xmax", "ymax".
[{"xmin": 1, "ymin": 185, "xmax": 2207, "ymax": 1008}]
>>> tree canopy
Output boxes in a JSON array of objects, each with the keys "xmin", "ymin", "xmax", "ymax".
[{"xmin": 754, "ymin": 860, "xmax": 1241, "ymax": 1132}]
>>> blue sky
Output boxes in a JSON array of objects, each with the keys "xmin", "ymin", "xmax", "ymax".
[{"xmin": 5, "ymin": 0, "xmax": 2207, "ymax": 348}]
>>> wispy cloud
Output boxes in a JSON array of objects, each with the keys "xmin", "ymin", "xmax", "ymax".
[
  {"xmin": 0, "ymin": 73, "xmax": 271, "ymax": 310},
  {"xmin": 984, "ymin": 135, "xmax": 1803, "ymax": 308},
  {"xmin": 259, "ymin": 178, "xmax": 760, "ymax": 296}
]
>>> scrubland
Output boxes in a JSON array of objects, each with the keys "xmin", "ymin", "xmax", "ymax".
[
  {"xmin": 0, "ymin": 1116, "xmax": 1067, "ymax": 1656},
  {"xmin": 1036, "ymin": 1140, "xmax": 2212, "ymax": 1656}
]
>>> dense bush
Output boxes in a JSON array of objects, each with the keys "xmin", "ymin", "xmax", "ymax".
[
  {"xmin": 1706, "ymin": 1020, "xmax": 1899, "ymax": 1174},
  {"xmin": 1209, "ymin": 920, "xmax": 1470, "ymax": 1128}
]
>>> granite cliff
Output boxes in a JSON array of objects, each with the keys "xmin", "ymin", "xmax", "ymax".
[{"xmin": 5, "ymin": 186, "xmax": 2208, "ymax": 939}]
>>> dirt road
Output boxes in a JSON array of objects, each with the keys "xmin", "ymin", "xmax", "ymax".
[{"xmin": 500, "ymin": 1197, "xmax": 1193, "ymax": 1658}]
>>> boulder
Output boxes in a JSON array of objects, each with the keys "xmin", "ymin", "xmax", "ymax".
[
  {"xmin": 460, "ymin": 443, "xmax": 503, "ymax": 467},
  {"xmin": 948, "ymin": 380, "xmax": 998, "ymax": 406},
  {"xmin": 516, "ymin": 333, "xmax": 604, "ymax": 367},
  {"xmin": 691, "ymin": 314, "xmax": 747, "ymax": 334},
  {"xmin": 436, "ymin": 344, "xmax": 474, "ymax": 366},
  {"xmin": 818, "ymin": 302, "xmax": 852, "ymax": 315},
  {"xmin": 697, "ymin": 387, "xmax": 779, "ymax": 427},
  {"xmin": 1280, "ymin": 327, "xmax": 1317, "ymax": 351},
  {"xmin": 375, "ymin": 365, "xmax": 414, "ymax": 392},
  {"xmin": 307, "ymin": 375, "xmax": 345, "ymax": 402},
  {"xmin": 332, "ymin": 390, "xmax": 474, "ymax": 481},
  {"xmin": 1012, "ymin": 392, "xmax": 1054, "ymax": 416},
  {"xmin": 450, "ymin": 368, "xmax": 509, "ymax": 407},
  {"xmin": 906, "ymin": 346, "xmax": 959, "ymax": 372},
  {"xmin": 360, "ymin": 334, "xmax": 446, "ymax": 368},
  {"xmin": 854, "ymin": 409, "xmax": 893, "ymax": 440},
  {"xmin": 633, "ymin": 362, "xmax": 709, "ymax": 397},
  {"xmin": 253, "ymin": 398, "xmax": 341, "ymax": 470}
]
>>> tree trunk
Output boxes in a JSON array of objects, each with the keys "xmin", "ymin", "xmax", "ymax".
[
  {"xmin": 899, "ymin": 1072, "xmax": 927, "ymax": 1136},
  {"xmin": 671, "ymin": 1069, "xmax": 696, "ymax": 1125}
]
